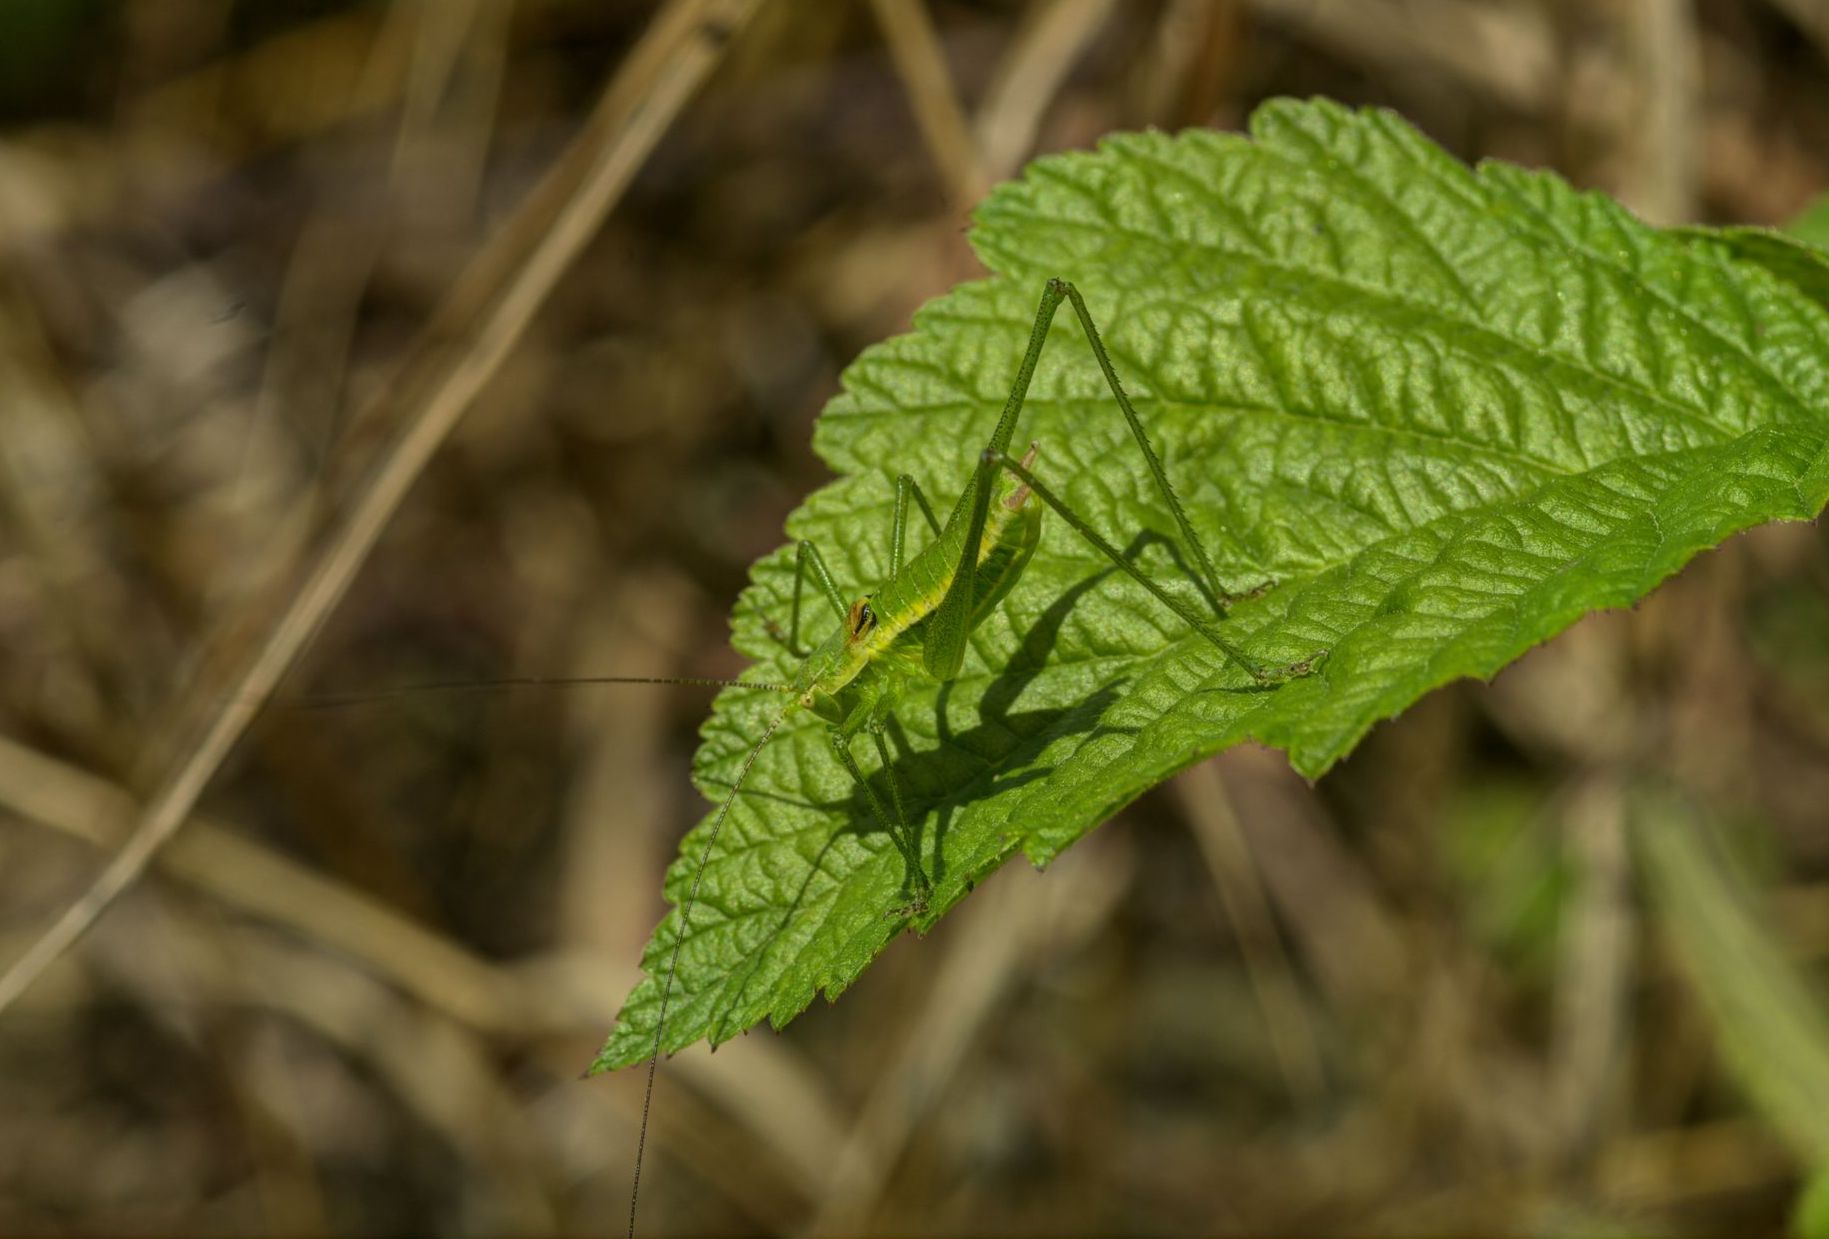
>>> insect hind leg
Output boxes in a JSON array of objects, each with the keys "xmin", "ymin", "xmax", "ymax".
[{"xmin": 1053, "ymin": 278, "xmax": 1265, "ymax": 617}]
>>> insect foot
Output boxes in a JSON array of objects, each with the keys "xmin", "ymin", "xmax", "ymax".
[
  {"xmin": 1219, "ymin": 577, "xmax": 1279, "ymax": 612},
  {"xmin": 1247, "ymin": 649, "xmax": 1329, "ymax": 684},
  {"xmin": 888, "ymin": 892, "xmax": 930, "ymax": 920}
]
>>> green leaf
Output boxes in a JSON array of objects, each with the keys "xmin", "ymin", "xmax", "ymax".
[
  {"xmin": 1684, "ymin": 227, "xmax": 1829, "ymax": 313},
  {"xmin": 1681, "ymin": 191, "xmax": 1829, "ymax": 312},
  {"xmin": 592, "ymin": 98, "xmax": 1829, "ymax": 1071},
  {"xmin": 1786, "ymin": 193, "xmax": 1829, "ymax": 249}
]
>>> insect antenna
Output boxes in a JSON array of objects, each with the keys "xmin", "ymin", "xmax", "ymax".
[
  {"xmin": 628, "ymin": 704, "xmax": 792, "ymax": 1239},
  {"xmin": 286, "ymin": 674, "xmax": 795, "ymax": 710}
]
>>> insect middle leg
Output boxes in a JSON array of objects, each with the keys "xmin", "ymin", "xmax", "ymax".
[
  {"xmin": 770, "ymin": 540, "xmax": 846, "ymax": 656},
  {"xmin": 891, "ymin": 474, "xmax": 942, "ymax": 577}
]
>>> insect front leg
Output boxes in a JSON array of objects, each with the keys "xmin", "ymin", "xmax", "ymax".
[
  {"xmin": 890, "ymin": 474, "xmax": 942, "ymax": 578},
  {"xmin": 770, "ymin": 539, "xmax": 848, "ymax": 656}
]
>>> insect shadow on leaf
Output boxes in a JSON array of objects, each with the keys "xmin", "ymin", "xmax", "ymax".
[{"xmin": 616, "ymin": 276, "xmax": 1325, "ymax": 1237}]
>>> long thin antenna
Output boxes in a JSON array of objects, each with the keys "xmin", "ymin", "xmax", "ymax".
[
  {"xmin": 629, "ymin": 706, "xmax": 789, "ymax": 1239},
  {"xmin": 290, "ymin": 675, "xmax": 795, "ymax": 709}
]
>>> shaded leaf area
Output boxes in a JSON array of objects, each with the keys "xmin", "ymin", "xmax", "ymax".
[
  {"xmin": 1690, "ymin": 227, "xmax": 1829, "ymax": 313},
  {"xmin": 595, "ymin": 99, "xmax": 1829, "ymax": 1069}
]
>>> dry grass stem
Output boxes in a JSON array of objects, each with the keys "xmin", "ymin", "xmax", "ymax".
[
  {"xmin": 1174, "ymin": 758, "xmax": 1328, "ymax": 1105},
  {"xmin": 805, "ymin": 833, "xmax": 1132, "ymax": 1235},
  {"xmin": 0, "ymin": 0, "xmax": 764, "ymax": 1017},
  {"xmin": 0, "ymin": 727, "xmax": 846, "ymax": 1204},
  {"xmin": 867, "ymin": 0, "xmax": 988, "ymax": 208},
  {"xmin": 1547, "ymin": 776, "xmax": 1637, "ymax": 1161},
  {"xmin": 1767, "ymin": 0, "xmax": 1829, "ymax": 62},
  {"xmin": 974, "ymin": 0, "xmax": 1118, "ymax": 179},
  {"xmin": 3, "ymin": 2, "xmax": 1827, "ymax": 1231}
]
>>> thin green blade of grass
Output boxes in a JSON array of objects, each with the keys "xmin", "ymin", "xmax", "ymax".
[{"xmin": 1633, "ymin": 787, "xmax": 1829, "ymax": 1189}]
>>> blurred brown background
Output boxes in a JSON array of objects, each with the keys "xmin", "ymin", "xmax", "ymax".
[{"xmin": 3, "ymin": 0, "xmax": 1829, "ymax": 1234}]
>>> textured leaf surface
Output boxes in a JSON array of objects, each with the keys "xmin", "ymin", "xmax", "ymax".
[
  {"xmin": 593, "ymin": 99, "xmax": 1829, "ymax": 1070},
  {"xmin": 1691, "ymin": 227, "xmax": 1829, "ymax": 313}
]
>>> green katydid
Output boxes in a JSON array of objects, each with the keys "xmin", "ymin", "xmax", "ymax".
[{"xmin": 617, "ymin": 276, "xmax": 1323, "ymax": 1235}]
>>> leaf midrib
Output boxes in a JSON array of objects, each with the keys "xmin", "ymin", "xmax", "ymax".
[{"xmin": 1012, "ymin": 114, "xmax": 1820, "ymax": 427}]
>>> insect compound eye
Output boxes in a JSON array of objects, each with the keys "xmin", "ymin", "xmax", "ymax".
[{"xmin": 847, "ymin": 597, "xmax": 877, "ymax": 639}]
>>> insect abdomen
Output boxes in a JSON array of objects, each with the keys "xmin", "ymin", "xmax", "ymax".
[{"xmin": 967, "ymin": 504, "xmax": 1042, "ymax": 627}]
